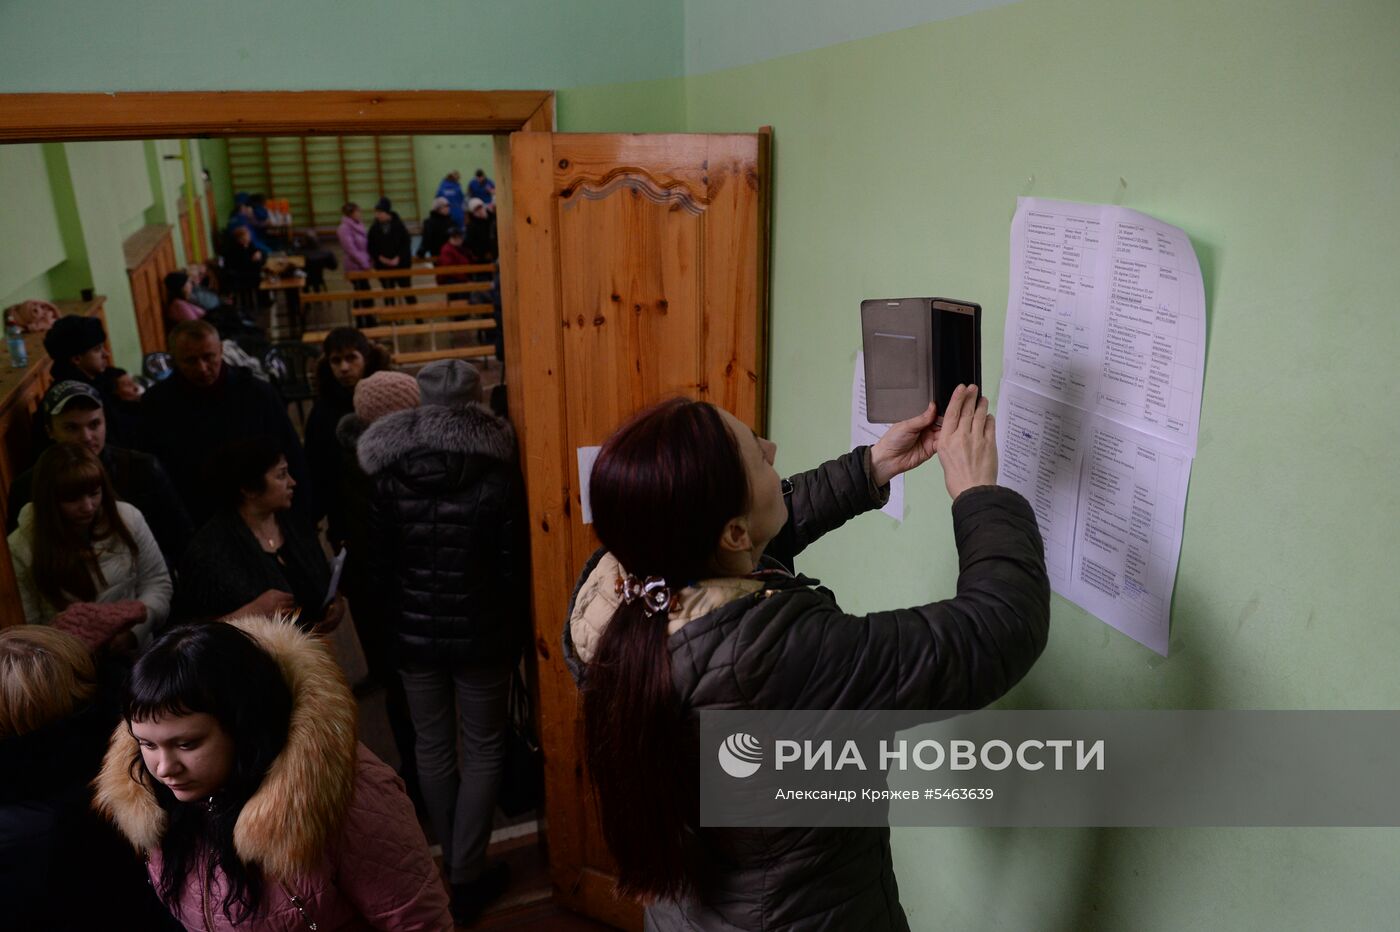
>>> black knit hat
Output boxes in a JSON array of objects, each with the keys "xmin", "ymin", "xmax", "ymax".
[
  {"xmin": 43, "ymin": 315, "xmax": 106, "ymax": 361},
  {"xmin": 374, "ymin": 197, "xmax": 393, "ymax": 213}
]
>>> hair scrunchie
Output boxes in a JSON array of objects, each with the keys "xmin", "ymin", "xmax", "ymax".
[{"xmin": 616, "ymin": 573, "xmax": 673, "ymax": 617}]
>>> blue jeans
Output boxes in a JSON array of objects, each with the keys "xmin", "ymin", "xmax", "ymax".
[{"xmin": 399, "ymin": 659, "xmax": 511, "ymax": 883}]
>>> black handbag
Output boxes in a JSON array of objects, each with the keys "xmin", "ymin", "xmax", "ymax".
[{"xmin": 497, "ymin": 664, "xmax": 544, "ymax": 817}]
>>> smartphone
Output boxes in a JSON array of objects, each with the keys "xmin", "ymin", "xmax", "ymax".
[
  {"xmin": 930, "ymin": 298, "xmax": 981, "ymax": 421},
  {"xmin": 861, "ymin": 297, "xmax": 981, "ymax": 423}
]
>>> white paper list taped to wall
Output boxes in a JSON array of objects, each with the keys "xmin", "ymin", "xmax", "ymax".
[
  {"xmin": 851, "ymin": 352, "xmax": 904, "ymax": 522},
  {"xmin": 997, "ymin": 197, "xmax": 1205, "ymax": 655}
]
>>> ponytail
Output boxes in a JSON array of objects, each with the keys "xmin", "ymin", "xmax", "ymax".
[{"xmin": 584, "ymin": 398, "xmax": 750, "ymax": 900}]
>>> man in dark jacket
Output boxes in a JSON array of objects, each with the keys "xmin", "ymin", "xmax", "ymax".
[
  {"xmin": 6, "ymin": 381, "xmax": 192, "ymax": 566},
  {"xmin": 416, "ymin": 196, "xmax": 456, "ymax": 260},
  {"xmin": 359, "ymin": 359, "xmax": 527, "ymax": 923},
  {"xmin": 38, "ymin": 314, "xmax": 141, "ymax": 448},
  {"xmin": 140, "ymin": 319, "xmax": 310, "ymax": 526},
  {"xmin": 367, "ymin": 196, "xmax": 415, "ymax": 305}
]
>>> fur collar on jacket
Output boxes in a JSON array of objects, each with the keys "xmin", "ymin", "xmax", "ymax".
[
  {"xmin": 92, "ymin": 616, "xmax": 359, "ymax": 882},
  {"xmin": 357, "ymin": 402, "xmax": 515, "ymax": 476},
  {"xmin": 335, "ymin": 411, "xmax": 366, "ymax": 452}
]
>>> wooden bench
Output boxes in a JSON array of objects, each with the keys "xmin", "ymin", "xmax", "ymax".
[
  {"xmin": 344, "ymin": 263, "xmax": 495, "ymax": 281},
  {"xmin": 299, "ymin": 281, "xmax": 492, "ymax": 306},
  {"xmin": 302, "ymin": 302, "xmax": 499, "ymax": 366},
  {"xmin": 302, "ymin": 318, "xmax": 494, "ymax": 345},
  {"xmin": 394, "ymin": 345, "xmax": 495, "ymax": 365},
  {"xmin": 373, "ymin": 303, "xmax": 495, "ymax": 322}
]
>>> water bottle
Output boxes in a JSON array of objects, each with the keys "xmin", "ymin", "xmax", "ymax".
[{"xmin": 5, "ymin": 322, "xmax": 27, "ymax": 368}]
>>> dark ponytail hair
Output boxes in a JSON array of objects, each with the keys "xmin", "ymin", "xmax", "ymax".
[
  {"xmin": 124, "ymin": 623, "xmax": 294, "ymax": 924},
  {"xmin": 585, "ymin": 398, "xmax": 750, "ymax": 901}
]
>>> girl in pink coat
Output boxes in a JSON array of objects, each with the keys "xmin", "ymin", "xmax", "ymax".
[{"xmin": 94, "ymin": 616, "xmax": 453, "ymax": 931}]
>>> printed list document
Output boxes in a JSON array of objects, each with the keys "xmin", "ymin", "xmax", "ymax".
[
  {"xmin": 997, "ymin": 198, "xmax": 1205, "ymax": 655},
  {"xmin": 851, "ymin": 352, "xmax": 904, "ymax": 522}
]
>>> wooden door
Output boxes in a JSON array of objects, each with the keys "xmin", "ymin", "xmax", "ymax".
[
  {"xmin": 126, "ymin": 227, "xmax": 177, "ymax": 355},
  {"xmin": 509, "ymin": 132, "xmax": 771, "ymax": 928}
]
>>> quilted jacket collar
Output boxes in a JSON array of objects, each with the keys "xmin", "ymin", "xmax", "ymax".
[
  {"xmin": 357, "ymin": 402, "xmax": 515, "ymax": 476},
  {"xmin": 567, "ymin": 550, "xmax": 822, "ymax": 667},
  {"xmin": 92, "ymin": 616, "xmax": 359, "ymax": 881}
]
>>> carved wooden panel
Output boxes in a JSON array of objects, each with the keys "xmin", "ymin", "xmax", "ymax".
[{"xmin": 512, "ymin": 131, "xmax": 770, "ymax": 929}]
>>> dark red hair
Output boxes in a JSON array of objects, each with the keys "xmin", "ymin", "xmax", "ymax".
[{"xmin": 585, "ymin": 397, "xmax": 750, "ymax": 901}]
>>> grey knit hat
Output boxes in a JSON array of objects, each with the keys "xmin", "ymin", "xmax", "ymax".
[{"xmin": 417, "ymin": 359, "xmax": 482, "ymax": 408}]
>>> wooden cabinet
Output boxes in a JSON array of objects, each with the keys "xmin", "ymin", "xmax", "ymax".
[
  {"xmin": 125, "ymin": 224, "xmax": 177, "ymax": 357},
  {"xmin": 0, "ymin": 297, "xmax": 107, "ymax": 627}
]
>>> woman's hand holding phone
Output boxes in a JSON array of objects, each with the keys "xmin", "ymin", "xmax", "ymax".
[
  {"xmin": 870, "ymin": 402, "xmax": 942, "ymax": 487},
  {"xmin": 934, "ymin": 385, "xmax": 999, "ymax": 500}
]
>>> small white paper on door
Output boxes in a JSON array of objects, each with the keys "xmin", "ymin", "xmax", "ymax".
[{"xmin": 577, "ymin": 445, "xmax": 602, "ymax": 525}]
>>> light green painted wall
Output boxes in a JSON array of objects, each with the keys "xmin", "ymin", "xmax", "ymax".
[
  {"xmin": 0, "ymin": 145, "xmax": 66, "ymax": 306},
  {"xmin": 40, "ymin": 144, "xmax": 94, "ymax": 301},
  {"xmin": 62, "ymin": 141, "xmax": 157, "ymax": 369},
  {"xmin": 414, "ymin": 136, "xmax": 496, "ymax": 222},
  {"xmin": 201, "ymin": 139, "xmax": 234, "ymax": 225},
  {"xmin": 0, "ymin": 0, "xmax": 684, "ymax": 92},
  {"xmin": 684, "ymin": 0, "xmax": 1400, "ymax": 927},
  {"xmin": 683, "ymin": 0, "xmax": 1019, "ymax": 75},
  {"xmin": 558, "ymin": 77, "xmax": 688, "ymax": 132},
  {"xmin": 144, "ymin": 139, "xmax": 206, "ymax": 267}
]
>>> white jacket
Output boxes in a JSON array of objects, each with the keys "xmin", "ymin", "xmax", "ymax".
[{"xmin": 7, "ymin": 500, "xmax": 172, "ymax": 643}]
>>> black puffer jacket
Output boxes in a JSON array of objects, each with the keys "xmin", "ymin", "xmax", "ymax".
[
  {"xmin": 564, "ymin": 449, "xmax": 1050, "ymax": 931},
  {"xmin": 360, "ymin": 403, "xmax": 530, "ymax": 667}
]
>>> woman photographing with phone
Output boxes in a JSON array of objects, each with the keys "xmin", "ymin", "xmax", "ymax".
[{"xmin": 565, "ymin": 385, "xmax": 1051, "ymax": 930}]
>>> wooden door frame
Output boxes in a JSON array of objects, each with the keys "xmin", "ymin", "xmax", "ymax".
[
  {"xmin": 0, "ymin": 89, "xmax": 553, "ymax": 444},
  {"xmin": 0, "ymin": 82, "xmax": 562, "ymax": 865}
]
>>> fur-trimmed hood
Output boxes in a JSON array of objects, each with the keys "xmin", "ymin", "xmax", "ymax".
[
  {"xmin": 92, "ymin": 616, "xmax": 359, "ymax": 882},
  {"xmin": 335, "ymin": 411, "xmax": 367, "ymax": 452},
  {"xmin": 357, "ymin": 402, "xmax": 515, "ymax": 476}
]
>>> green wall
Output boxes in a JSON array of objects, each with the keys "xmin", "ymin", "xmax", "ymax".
[
  {"xmin": 0, "ymin": 0, "xmax": 683, "ymax": 92},
  {"xmin": 62, "ymin": 142, "xmax": 156, "ymax": 368},
  {"xmin": 414, "ymin": 137, "xmax": 496, "ymax": 219},
  {"xmin": 684, "ymin": 0, "xmax": 1399, "ymax": 927},
  {"xmin": 1, "ymin": 140, "xmax": 164, "ymax": 368},
  {"xmin": 2, "ymin": 0, "xmax": 1396, "ymax": 925},
  {"xmin": 0, "ymin": 145, "xmax": 65, "ymax": 307}
]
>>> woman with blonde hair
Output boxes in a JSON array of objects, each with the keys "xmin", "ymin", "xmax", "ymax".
[
  {"xmin": 7, "ymin": 442, "xmax": 171, "ymax": 647},
  {"xmin": 0, "ymin": 625, "xmax": 178, "ymax": 930}
]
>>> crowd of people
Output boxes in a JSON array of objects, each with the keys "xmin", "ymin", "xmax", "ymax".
[
  {"xmin": 3, "ymin": 158, "xmax": 1052, "ymax": 931},
  {"xmin": 3, "ymin": 308, "xmax": 528, "ymax": 927}
]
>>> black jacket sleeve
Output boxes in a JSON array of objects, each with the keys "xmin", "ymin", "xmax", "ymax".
[
  {"xmin": 137, "ymin": 456, "xmax": 194, "ymax": 566},
  {"xmin": 363, "ymin": 479, "xmax": 397, "ymax": 618},
  {"xmin": 736, "ymin": 486, "xmax": 1051, "ymax": 712},
  {"xmin": 764, "ymin": 447, "xmax": 888, "ymax": 571},
  {"xmin": 303, "ymin": 402, "xmax": 338, "ymax": 532},
  {"xmin": 495, "ymin": 465, "xmax": 532, "ymax": 657}
]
